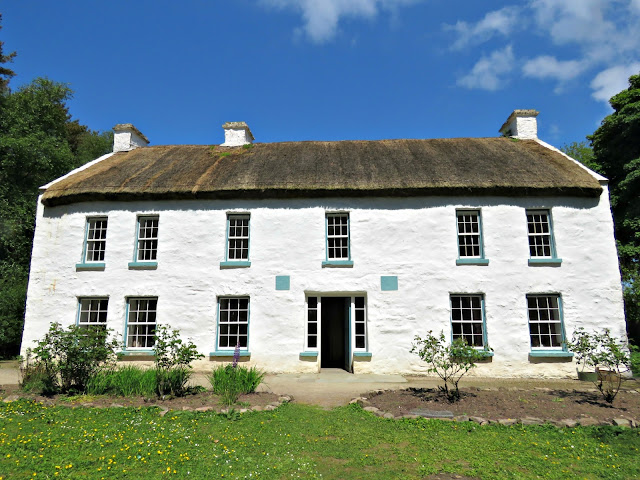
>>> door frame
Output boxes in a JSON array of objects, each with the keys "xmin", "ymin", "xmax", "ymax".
[{"xmin": 304, "ymin": 293, "xmax": 368, "ymax": 373}]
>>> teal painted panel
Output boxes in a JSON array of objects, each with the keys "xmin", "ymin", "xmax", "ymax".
[
  {"xmin": 380, "ymin": 276, "xmax": 398, "ymax": 291},
  {"xmin": 275, "ymin": 275, "xmax": 290, "ymax": 290}
]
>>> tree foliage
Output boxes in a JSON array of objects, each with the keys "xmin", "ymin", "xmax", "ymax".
[
  {"xmin": 0, "ymin": 17, "xmax": 113, "ymax": 357},
  {"xmin": 588, "ymin": 73, "xmax": 640, "ymax": 344},
  {"xmin": 560, "ymin": 141, "xmax": 600, "ymax": 173}
]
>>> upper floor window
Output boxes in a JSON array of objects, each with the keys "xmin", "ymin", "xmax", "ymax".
[
  {"xmin": 135, "ymin": 216, "xmax": 159, "ymax": 262},
  {"xmin": 126, "ymin": 297, "xmax": 157, "ymax": 349},
  {"xmin": 84, "ymin": 217, "xmax": 108, "ymax": 263},
  {"xmin": 77, "ymin": 298, "xmax": 108, "ymax": 330},
  {"xmin": 324, "ymin": 213, "xmax": 353, "ymax": 266},
  {"xmin": 456, "ymin": 210, "xmax": 488, "ymax": 265},
  {"xmin": 220, "ymin": 214, "xmax": 251, "ymax": 268},
  {"xmin": 526, "ymin": 209, "xmax": 559, "ymax": 261},
  {"xmin": 527, "ymin": 295, "xmax": 565, "ymax": 350},
  {"xmin": 450, "ymin": 294, "xmax": 486, "ymax": 348}
]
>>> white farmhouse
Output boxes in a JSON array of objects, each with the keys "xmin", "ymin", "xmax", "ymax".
[{"xmin": 21, "ymin": 111, "xmax": 626, "ymax": 377}]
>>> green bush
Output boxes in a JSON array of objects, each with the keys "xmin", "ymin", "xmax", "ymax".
[
  {"xmin": 86, "ymin": 365, "xmax": 157, "ymax": 397},
  {"xmin": 209, "ymin": 364, "xmax": 265, "ymax": 406},
  {"xmin": 21, "ymin": 322, "xmax": 120, "ymax": 395},
  {"xmin": 411, "ymin": 331, "xmax": 491, "ymax": 402},
  {"xmin": 153, "ymin": 325, "xmax": 203, "ymax": 397}
]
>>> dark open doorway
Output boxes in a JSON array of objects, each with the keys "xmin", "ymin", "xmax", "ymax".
[{"xmin": 321, "ymin": 297, "xmax": 350, "ymax": 371}]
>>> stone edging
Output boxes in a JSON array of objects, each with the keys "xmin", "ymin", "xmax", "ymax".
[
  {"xmin": 349, "ymin": 397, "xmax": 639, "ymax": 428},
  {"xmin": 2, "ymin": 394, "xmax": 293, "ymax": 416}
]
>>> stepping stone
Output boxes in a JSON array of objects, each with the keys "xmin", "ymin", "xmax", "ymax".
[
  {"xmin": 278, "ymin": 396, "xmax": 291, "ymax": 403},
  {"xmin": 498, "ymin": 418, "xmax": 518, "ymax": 426},
  {"xmin": 613, "ymin": 418, "xmax": 632, "ymax": 427},
  {"xmin": 383, "ymin": 413, "xmax": 395, "ymax": 419},
  {"xmin": 577, "ymin": 417, "xmax": 599, "ymax": 426},
  {"xmin": 2, "ymin": 395, "xmax": 20, "ymax": 403},
  {"xmin": 409, "ymin": 408, "xmax": 454, "ymax": 419},
  {"xmin": 556, "ymin": 419, "xmax": 578, "ymax": 428},
  {"xmin": 363, "ymin": 406, "xmax": 379, "ymax": 413},
  {"xmin": 469, "ymin": 416, "xmax": 488, "ymax": 425},
  {"xmin": 521, "ymin": 417, "xmax": 543, "ymax": 425},
  {"xmin": 454, "ymin": 415, "xmax": 470, "ymax": 422}
]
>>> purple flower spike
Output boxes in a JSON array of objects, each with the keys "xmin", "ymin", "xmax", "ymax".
[{"xmin": 232, "ymin": 342, "xmax": 240, "ymax": 368}]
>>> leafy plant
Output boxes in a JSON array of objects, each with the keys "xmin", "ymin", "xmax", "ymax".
[
  {"xmin": 22, "ymin": 322, "xmax": 120, "ymax": 395},
  {"xmin": 411, "ymin": 331, "xmax": 490, "ymax": 402},
  {"xmin": 209, "ymin": 344, "xmax": 264, "ymax": 406},
  {"xmin": 631, "ymin": 344, "xmax": 640, "ymax": 377},
  {"xmin": 86, "ymin": 365, "xmax": 157, "ymax": 397},
  {"xmin": 153, "ymin": 325, "xmax": 203, "ymax": 397},
  {"xmin": 567, "ymin": 328, "xmax": 631, "ymax": 403}
]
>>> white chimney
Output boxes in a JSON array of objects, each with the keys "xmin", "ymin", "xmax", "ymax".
[
  {"xmin": 499, "ymin": 110, "xmax": 539, "ymax": 140},
  {"xmin": 221, "ymin": 122, "xmax": 254, "ymax": 147},
  {"xmin": 113, "ymin": 124, "xmax": 149, "ymax": 152}
]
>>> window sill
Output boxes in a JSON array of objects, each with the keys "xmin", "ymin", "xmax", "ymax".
[
  {"xmin": 220, "ymin": 261, "xmax": 251, "ymax": 269},
  {"xmin": 209, "ymin": 351, "xmax": 251, "ymax": 357},
  {"xmin": 299, "ymin": 351, "xmax": 319, "ymax": 357},
  {"xmin": 529, "ymin": 350, "xmax": 574, "ymax": 358},
  {"xmin": 322, "ymin": 260, "xmax": 354, "ymax": 268},
  {"xmin": 76, "ymin": 262, "xmax": 105, "ymax": 271},
  {"xmin": 456, "ymin": 258, "xmax": 489, "ymax": 266},
  {"xmin": 128, "ymin": 261, "xmax": 158, "ymax": 270},
  {"xmin": 528, "ymin": 258, "xmax": 562, "ymax": 266},
  {"xmin": 118, "ymin": 350, "xmax": 155, "ymax": 358},
  {"xmin": 353, "ymin": 352, "xmax": 372, "ymax": 358},
  {"xmin": 476, "ymin": 350, "xmax": 494, "ymax": 357}
]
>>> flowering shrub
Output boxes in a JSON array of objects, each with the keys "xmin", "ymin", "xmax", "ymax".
[
  {"xmin": 567, "ymin": 328, "xmax": 631, "ymax": 403},
  {"xmin": 411, "ymin": 331, "xmax": 491, "ymax": 402}
]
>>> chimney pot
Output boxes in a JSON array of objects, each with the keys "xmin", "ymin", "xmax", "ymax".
[
  {"xmin": 499, "ymin": 109, "xmax": 539, "ymax": 140},
  {"xmin": 113, "ymin": 124, "xmax": 149, "ymax": 152},
  {"xmin": 221, "ymin": 122, "xmax": 254, "ymax": 147}
]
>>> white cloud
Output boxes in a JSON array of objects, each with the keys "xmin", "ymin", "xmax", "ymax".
[
  {"xmin": 522, "ymin": 56, "xmax": 585, "ymax": 81},
  {"xmin": 444, "ymin": 6, "xmax": 520, "ymax": 50},
  {"xmin": 590, "ymin": 63, "xmax": 640, "ymax": 103},
  {"xmin": 457, "ymin": 45, "xmax": 514, "ymax": 91},
  {"xmin": 449, "ymin": 1, "xmax": 640, "ymax": 99},
  {"xmin": 261, "ymin": 0, "xmax": 420, "ymax": 43}
]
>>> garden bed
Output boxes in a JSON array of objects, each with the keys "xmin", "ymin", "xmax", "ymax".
[
  {"xmin": 359, "ymin": 385, "xmax": 640, "ymax": 425},
  {"xmin": 0, "ymin": 384, "xmax": 284, "ymax": 412}
]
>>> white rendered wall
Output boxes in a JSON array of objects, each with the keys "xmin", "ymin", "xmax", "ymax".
[{"xmin": 22, "ymin": 189, "xmax": 625, "ymax": 377}]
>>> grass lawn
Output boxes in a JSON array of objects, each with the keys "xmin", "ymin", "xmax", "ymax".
[{"xmin": 1, "ymin": 400, "xmax": 639, "ymax": 479}]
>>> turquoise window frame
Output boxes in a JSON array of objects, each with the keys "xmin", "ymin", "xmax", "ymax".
[
  {"xmin": 449, "ymin": 294, "xmax": 491, "ymax": 352},
  {"xmin": 526, "ymin": 209, "xmax": 562, "ymax": 266},
  {"xmin": 304, "ymin": 296, "xmax": 319, "ymax": 353},
  {"xmin": 526, "ymin": 293, "xmax": 571, "ymax": 356},
  {"xmin": 214, "ymin": 296, "xmax": 250, "ymax": 355},
  {"xmin": 220, "ymin": 213, "xmax": 251, "ymax": 268},
  {"xmin": 129, "ymin": 215, "xmax": 159, "ymax": 269},
  {"xmin": 76, "ymin": 297, "xmax": 109, "ymax": 328},
  {"xmin": 455, "ymin": 209, "xmax": 489, "ymax": 266},
  {"xmin": 322, "ymin": 212, "xmax": 353, "ymax": 267},
  {"xmin": 76, "ymin": 216, "xmax": 107, "ymax": 271},
  {"xmin": 122, "ymin": 296, "xmax": 158, "ymax": 354}
]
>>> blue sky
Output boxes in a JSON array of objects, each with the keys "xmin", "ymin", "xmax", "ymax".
[{"xmin": 3, "ymin": 1, "xmax": 640, "ymax": 148}]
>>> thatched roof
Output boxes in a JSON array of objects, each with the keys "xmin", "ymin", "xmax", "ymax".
[{"xmin": 41, "ymin": 137, "xmax": 602, "ymax": 207}]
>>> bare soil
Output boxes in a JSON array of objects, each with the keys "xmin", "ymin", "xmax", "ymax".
[{"xmin": 363, "ymin": 386, "xmax": 640, "ymax": 423}]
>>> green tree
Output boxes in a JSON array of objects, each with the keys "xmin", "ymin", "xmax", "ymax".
[
  {"xmin": 0, "ymin": 78, "xmax": 112, "ymax": 358},
  {"xmin": 0, "ymin": 13, "xmax": 16, "ymax": 94},
  {"xmin": 560, "ymin": 141, "xmax": 601, "ymax": 173},
  {"xmin": 588, "ymin": 72, "xmax": 640, "ymax": 344}
]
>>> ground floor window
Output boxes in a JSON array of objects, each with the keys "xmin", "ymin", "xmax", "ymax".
[
  {"xmin": 126, "ymin": 297, "xmax": 157, "ymax": 349},
  {"xmin": 77, "ymin": 298, "xmax": 108, "ymax": 329},
  {"xmin": 450, "ymin": 294, "xmax": 486, "ymax": 347},
  {"xmin": 218, "ymin": 297, "xmax": 249, "ymax": 349},
  {"xmin": 527, "ymin": 295, "xmax": 564, "ymax": 349}
]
